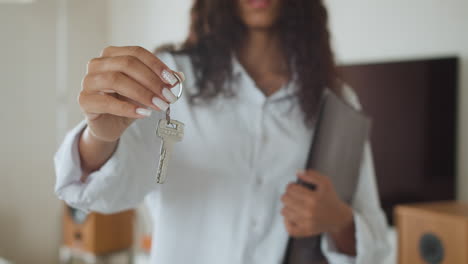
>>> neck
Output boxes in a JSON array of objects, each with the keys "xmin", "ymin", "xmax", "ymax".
[
  {"xmin": 238, "ymin": 29, "xmax": 287, "ymax": 75},
  {"xmin": 237, "ymin": 29, "xmax": 290, "ymax": 96}
]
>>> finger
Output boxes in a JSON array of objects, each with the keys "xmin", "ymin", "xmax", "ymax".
[
  {"xmin": 284, "ymin": 183, "xmax": 318, "ymax": 212},
  {"xmin": 83, "ymin": 72, "xmax": 168, "ymax": 111},
  {"xmin": 101, "ymin": 46, "xmax": 181, "ymax": 87},
  {"xmin": 88, "ymin": 56, "xmax": 173, "ymax": 102},
  {"xmin": 79, "ymin": 93, "xmax": 149, "ymax": 119},
  {"xmin": 281, "ymin": 207, "xmax": 304, "ymax": 224},
  {"xmin": 281, "ymin": 192, "xmax": 311, "ymax": 214},
  {"xmin": 286, "ymin": 183, "xmax": 317, "ymax": 202},
  {"xmin": 288, "ymin": 219, "xmax": 299, "ymax": 228},
  {"xmin": 284, "ymin": 219, "xmax": 301, "ymax": 237},
  {"xmin": 297, "ymin": 170, "xmax": 328, "ymax": 190},
  {"xmin": 175, "ymin": 71, "xmax": 186, "ymax": 82}
]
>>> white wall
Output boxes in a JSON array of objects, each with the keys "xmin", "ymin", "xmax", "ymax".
[
  {"xmin": 0, "ymin": 1, "xmax": 60, "ymax": 263},
  {"xmin": 106, "ymin": 0, "xmax": 191, "ymax": 50},
  {"xmin": 64, "ymin": 0, "xmax": 108, "ymax": 131},
  {"xmin": 323, "ymin": 0, "xmax": 468, "ymax": 200},
  {"xmin": 0, "ymin": 1, "xmax": 107, "ymax": 263}
]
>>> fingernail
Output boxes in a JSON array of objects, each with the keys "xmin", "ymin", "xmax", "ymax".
[
  {"xmin": 161, "ymin": 69, "xmax": 177, "ymax": 86},
  {"xmin": 297, "ymin": 170, "xmax": 306, "ymax": 175},
  {"xmin": 162, "ymin": 87, "xmax": 178, "ymax": 103},
  {"xmin": 177, "ymin": 71, "xmax": 185, "ymax": 82},
  {"xmin": 152, "ymin": 97, "xmax": 169, "ymax": 111},
  {"xmin": 136, "ymin": 108, "xmax": 151, "ymax": 117}
]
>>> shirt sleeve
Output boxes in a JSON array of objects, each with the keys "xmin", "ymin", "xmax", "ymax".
[
  {"xmin": 321, "ymin": 142, "xmax": 391, "ymax": 263},
  {"xmin": 54, "ymin": 113, "xmax": 162, "ymax": 214},
  {"xmin": 320, "ymin": 85, "xmax": 391, "ymax": 263}
]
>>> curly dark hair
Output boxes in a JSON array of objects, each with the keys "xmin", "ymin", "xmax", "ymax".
[{"xmin": 159, "ymin": 0, "xmax": 341, "ymax": 126}]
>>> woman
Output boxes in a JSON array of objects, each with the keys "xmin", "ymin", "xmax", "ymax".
[{"xmin": 55, "ymin": 0, "xmax": 388, "ymax": 263}]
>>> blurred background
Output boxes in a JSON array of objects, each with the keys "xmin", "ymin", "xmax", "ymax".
[{"xmin": 0, "ymin": 0, "xmax": 467, "ymax": 263}]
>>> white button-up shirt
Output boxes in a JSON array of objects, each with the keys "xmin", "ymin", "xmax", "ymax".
[{"xmin": 54, "ymin": 52, "xmax": 389, "ymax": 264}]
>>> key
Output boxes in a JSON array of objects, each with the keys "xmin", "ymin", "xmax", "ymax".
[{"xmin": 156, "ymin": 118, "xmax": 184, "ymax": 183}]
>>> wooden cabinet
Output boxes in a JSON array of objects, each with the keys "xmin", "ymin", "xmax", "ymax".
[
  {"xmin": 63, "ymin": 204, "xmax": 134, "ymax": 255},
  {"xmin": 395, "ymin": 201, "xmax": 468, "ymax": 264}
]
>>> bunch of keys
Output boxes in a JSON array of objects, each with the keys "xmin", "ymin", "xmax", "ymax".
[{"xmin": 156, "ymin": 73, "xmax": 185, "ymax": 184}]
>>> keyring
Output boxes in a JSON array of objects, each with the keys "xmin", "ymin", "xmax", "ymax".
[
  {"xmin": 173, "ymin": 72, "xmax": 184, "ymax": 99},
  {"xmin": 165, "ymin": 72, "xmax": 184, "ymax": 123}
]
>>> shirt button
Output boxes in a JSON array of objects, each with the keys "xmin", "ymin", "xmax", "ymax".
[
  {"xmin": 251, "ymin": 219, "xmax": 257, "ymax": 228},
  {"xmin": 256, "ymin": 177, "xmax": 263, "ymax": 186}
]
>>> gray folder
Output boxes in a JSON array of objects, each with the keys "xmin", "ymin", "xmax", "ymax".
[{"xmin": 285, "ymin": 90, "xmax": 371, "ymax": 264}]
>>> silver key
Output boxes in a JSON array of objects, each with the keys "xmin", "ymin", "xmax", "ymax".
[{"xmin": 156, "ymin": 118, "xmax": 184, "ymax": 183}]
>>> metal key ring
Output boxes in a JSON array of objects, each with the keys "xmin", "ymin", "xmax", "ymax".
[
  {"xmin": 173, "ymin": 72, "xmax": 184, "ymax": 99},
  {"xmin": 165, "ymin": 72, "xmax": 184, "ymax": 124}
]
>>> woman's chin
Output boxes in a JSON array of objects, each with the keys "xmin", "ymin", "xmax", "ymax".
[{"xmin": 244, "ymin": 18, "xmax": 276, "ymax": 31}]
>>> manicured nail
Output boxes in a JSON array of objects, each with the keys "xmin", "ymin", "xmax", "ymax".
[
  {"xmin": 162, "ymin": 87, "xmax": 178, "ymax": 103},
  {"xmin": 297, "ymin": 170, "xmax": 306, "ymax": 176},
  {"xmin": 177, "ymin": 71, "xmax": 185, "ymax": 82},
  {"xmin": 152, "ymin": 97, "xmax": 169, "ymax": 111},
  {"xmin": 136, "ymin": 108, "xmax": 151, "ymax": 117},
  {"xmin": 161, "ymin": 69, "xmax": 177, "ymax": 86}
]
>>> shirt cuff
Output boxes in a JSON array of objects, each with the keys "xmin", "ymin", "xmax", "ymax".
[
  {"xmin": 321, "ymin": 211, "xmax": 366, "ymax": 264},
  {"xmin": 54, "ymin": 120, "xmax": 126, "ymax": 213}
]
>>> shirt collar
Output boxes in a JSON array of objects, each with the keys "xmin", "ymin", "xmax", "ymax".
[{"xmin": 231, "ymin": 55, "xmax": 298, "ymax": 104}]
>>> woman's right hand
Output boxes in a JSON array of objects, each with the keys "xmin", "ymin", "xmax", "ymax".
[{"xmin": 78, "ymin": 46, "xmax": 183, "ymax": 142}]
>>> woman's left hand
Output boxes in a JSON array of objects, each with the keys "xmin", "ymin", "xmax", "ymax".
[{"xmin": 281, "ymin": 170, "xmax": 354, "ymax": 238}]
